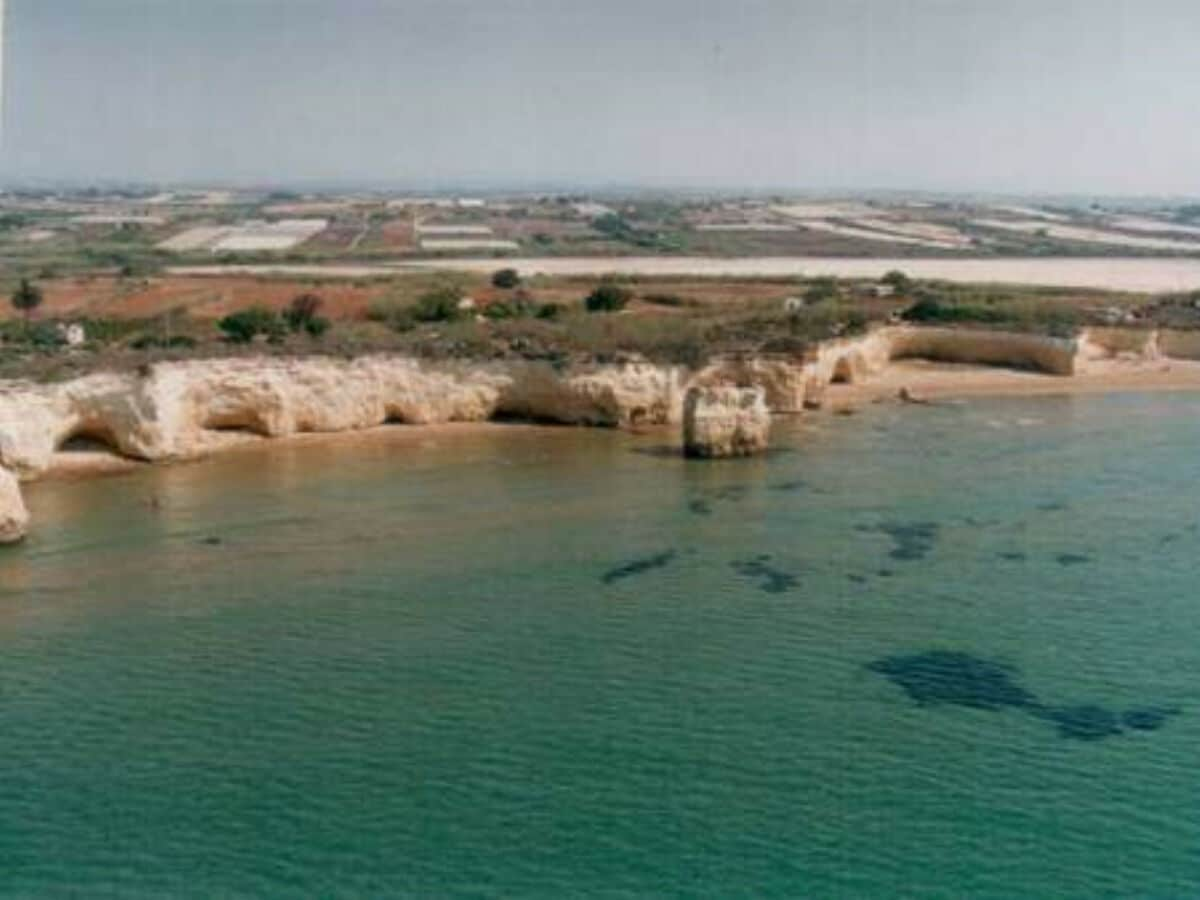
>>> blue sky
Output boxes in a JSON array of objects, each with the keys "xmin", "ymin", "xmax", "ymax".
[{"xmin": 3, "ymin": 0, "xmax": 1199, "ymax": 193}]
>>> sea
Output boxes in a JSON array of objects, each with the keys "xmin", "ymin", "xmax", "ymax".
[{"xmin": 1, "ymin": 392, "xmax": 1198, "ymax": 898}]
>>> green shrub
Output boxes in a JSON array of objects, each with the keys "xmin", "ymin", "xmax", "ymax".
[
  {"xmin": 218, "ymin": 307, "xmax": 284, "ymax": 343},
  {"xmin": 491, "ymin": 268, "xmax": 521, "ymax": 289},
  {"xmin": 536, "ymin": 302, "xmax": 562, "ymax": 320},
  {"xmin": 27, "ymin": 322, "xmax": 65, "ymax": 350},
  {"xmin": 304, "ymin": 316, "xmax": 330, "ymax": 338},
  {"xmin": 900, "ymin": 296, "xmax": 1009, "ymax": 324},
  {"xmin": 284, "ymin": 293, "xmax": 322, "ymax": 332},
  {"xmin": 10, "ymin": 279, "xmax": 42, "ymax": 319},
  {"xmin": 131, "ymin": 334, "xmax": 197, "ymax": 350},
  {"xmin": 881, "ymin": 270, "xmax": 913, "ymax": 294},
  {"xmin": 585, "ymin": 282, "xmax": 632, "ymax": 313},
  {"xmin": 413, "ymin": 287, "xmax": 463, "ymax": 323},
  {"xmin": 842, "ymin": 310, "xmax": 870, "ymax": 335},
  {"xmin": 803, "ymin": 277, "xmax": 838, "ymax": 304},
  {"xmin": 483, "ymin": 302, "xmax": 514, "ymax": 320}
]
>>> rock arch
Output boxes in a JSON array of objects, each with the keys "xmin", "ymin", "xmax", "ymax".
[{"xmin": 55, "ymin": 418, "xmax": 137, "ymax": 458}]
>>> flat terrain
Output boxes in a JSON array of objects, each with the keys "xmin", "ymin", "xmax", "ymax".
[
  {"xmin": 168, "ymin": 256, "xmax": 1200, "ymax": 293},
  {"xmin": 6, "ymin": 190, "xmax": 1200, "ymax": 284}
]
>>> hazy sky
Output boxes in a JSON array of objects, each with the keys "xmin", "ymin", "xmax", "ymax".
[{"xmin": 3, "ymin": 0, "xmax": 1199, "ymax": 193}]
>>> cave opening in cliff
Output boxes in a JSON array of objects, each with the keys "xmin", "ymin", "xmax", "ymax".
[
  {"xmin": 56, "ymin": 423, "xmax": 125, "ymax": 457},
  {"xmin": 201, "ymin": 411, "xmax": 273, "ymax": 437},
  {"xmin": 831, "ymin": 355, "xmax": 856, "ymax": 384}
]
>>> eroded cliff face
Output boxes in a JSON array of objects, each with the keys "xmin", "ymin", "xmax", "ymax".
[
  {"xmin": 0, "ymin": 324, "xmax": 1192, "ymax": 543},
  {"xmin": 683, "ymin": 386, "xmax": 771, "ymax": 458},
  {"xmin": 0, "ymin": 325, "xmax": 1163, "ymax": 480},
  {"xmin": 0, "ymin": 356, "xmax": 692, "ymax": 479},
  {"xmin": 0, "ymin": 467, "xmax": 29, "ymax": 544}
]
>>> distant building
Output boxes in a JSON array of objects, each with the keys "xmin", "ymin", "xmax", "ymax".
[
  {"xmin": 857, "ymin": 283, "xmax": 895, "ymax": 298},
  {"xmin": 57, "ymin": 323, "xmax": 86, "ymax": 347}
]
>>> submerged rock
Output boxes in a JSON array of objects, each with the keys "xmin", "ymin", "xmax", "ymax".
[
  {"xmin": 0, "ymin": 467, "xmax": 29, "ymax": 544},
  {"xmin": 682, "ymin": 386, "xmax": 770, "ymax": 459}
]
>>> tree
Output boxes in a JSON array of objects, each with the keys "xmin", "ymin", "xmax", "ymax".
[
  {"xmin": 881, "ymin": 270, "xmax": 913, "ymax": 294},
  {"xmin": 413, "ymin": 286, "xmax": 464, "ymax": 323},
  {"xmin": 284, "ymin": 293, "xmax": 322, "ymax": 331},
  {"xmin": 585, "ymin": 282, "xmax": 631, "ymax": 313},
  {"xmin": 491, "ymin": 268, "xmax": 521, "ymax": 289},
  {"xmin": 803, "ymin": 277, "xmax": 838, "ymax": 305},
  {"xmin": 11, "ymin": 279, "xmax": 43, "ymax": 321},
  {"xmin": 302, "ymin": 316, "xmax": 330, "ymax": 338},
  {"xmin": 218, "ymin": 306, "xmax": 285, "ymax": 343}
]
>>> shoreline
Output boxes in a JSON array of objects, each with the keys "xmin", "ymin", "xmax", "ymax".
[
  {"xmin": 832, "ymin": 357, "xmax": 1200, "ymax": 405},
  {"xmin": 5, "ymin": 322, "xmax": 1200, "ymax": 542},
  {"xmin": 35, "ymin": 357, "xmax": 1200, "ymax": 482}
]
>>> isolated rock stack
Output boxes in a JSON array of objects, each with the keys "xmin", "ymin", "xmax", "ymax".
[
  {"xmin": 682, "ymin": 386, "xmax": 770, "ymax": 458},
  {"xmin": 0, "ymin": 468, "xmax": 29, "ymax": 544}
]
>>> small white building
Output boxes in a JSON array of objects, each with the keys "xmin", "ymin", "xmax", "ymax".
[{"xmin": 57, "ymin": 323, "xmax": 86, "ymax": 347}]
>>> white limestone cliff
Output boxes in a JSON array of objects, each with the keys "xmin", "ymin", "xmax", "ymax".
[
  {"xmin": 682, "ymin": 385, "xmax": 771, "ymax": 458},
  {"xmin": 0, "ymin": 323, "xmax": 1191, "ymax": 542},
  {"xmin": 0, "ymin": 466, "xmax": 29, "ymax": 544}
]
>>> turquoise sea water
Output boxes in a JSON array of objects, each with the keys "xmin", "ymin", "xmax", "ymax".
[{"xmin": 2, "ymin": 393, "xmax": 1200, "ymax": 898}]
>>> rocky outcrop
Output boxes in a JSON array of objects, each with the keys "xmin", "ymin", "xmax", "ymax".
[
  {"xmin": 682, "ymin": 386, "xmax": 770, "ymax": 458},
  {"xmin": 884, "ymin": 327, "xmax": 1078, "ymax": 376},
  {"xmin": 0, "ymin": 324, "xmax": 1198, "ymax": 542},
  {"xmin": 1156, "ymin": 329, "xmax": 1200, "ymax": 360},
  {"xmin": 0, "ymin": 357, "xmax": 691, "ymax": 479},
  {"xmin": 1077, "ymin": 327, "xmax": 1159, "ymax": 365},
  {"xmin": 694, "ymin": 356, "xmax": 809, "ymax": 413},
  {"xmin": 0, "ymin": 467, "xmax": 29, "ymax": 543}
]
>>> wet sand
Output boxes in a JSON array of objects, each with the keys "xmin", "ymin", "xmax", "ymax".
[
  {"xmin": 833, "ymin": 357, "xmax": 1200, "ymax": 408},
  {"xmin": 42, "ymin": 422, "xmax": 556, "ymax": 480}
]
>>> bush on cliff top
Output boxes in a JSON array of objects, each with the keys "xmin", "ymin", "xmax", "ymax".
[
  {"xmin": 585, "ymin": 282, "xmax": 632, "ymax": 313},
  {"xmin": 901, "ymin": 295, "xmax": 1011, "ymax": 325},
  {"xmin": 412, "ymin": 286, "xmax": 464, "ymax": 323},
  {"xmin": 218, "ymin": 307, "xmax": 286, "ymax": 344}
]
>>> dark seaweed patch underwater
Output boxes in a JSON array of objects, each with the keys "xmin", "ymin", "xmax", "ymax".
[
  {"xmin": 730, "ymin": 555, "xmax": 800, "ymax": 594},
  {"xmin": 867, "ymin": 651, "xmax": 1036, "ymax": 711},
  {"xmin": 869, "ymin": 651, "xmax": 1181, "ymax": 742},
  {"xmin": 858, "ymin": 521, "xmax": 940, "ymax": 561},
  {"xmin": 601, "ymin": 550, "xmax": 678, "ymax": 585}
]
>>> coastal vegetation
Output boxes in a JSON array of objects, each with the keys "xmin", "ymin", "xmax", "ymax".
[
  {"xmin": 0, "ymin": 265, "xmax": 1167, "ymax": 382},
  {"xmin": 10, "ymin": 279, "xmax": 43, "ymax": 321}
]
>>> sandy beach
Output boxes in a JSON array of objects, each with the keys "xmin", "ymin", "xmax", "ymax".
[{"xmin": 835, "ymin": 356, "xmax": 1200, "ymax": 406}]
